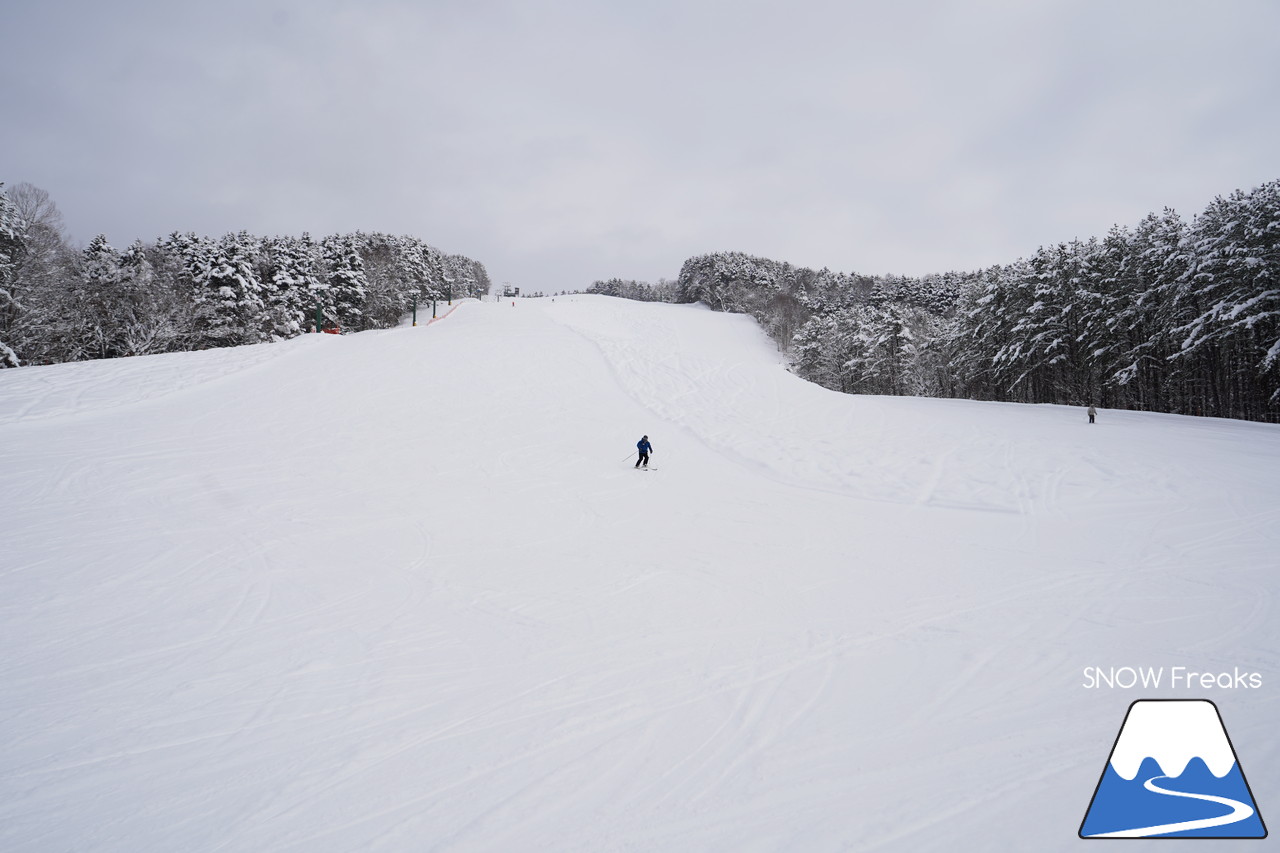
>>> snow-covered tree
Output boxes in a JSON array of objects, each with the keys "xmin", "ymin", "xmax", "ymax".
[
  {"xmin": 261, "ymin": 234, "xmax": 323, "ymax": 338},
  {"xmin": 322, "ymin": 234, "xmax": 366, "ymax": 329},
  {"xmin": 194, "ymin": 231, "xmax": 266, "ymax": 346},
  {"xmin": 114, "ymin": 238, "xmax": 183, "ymax": 356},
  {"xmin": 0, "ymin": 183, "xmax": 21, "ymax": 366},
  {"xmin": 2, "ymin": 183, "xmax": 76, "ymax": 365},
  {"xmin": 1172, "ymin": 182, "xmax": 1280, "ymax": 414},
  {"xmin": 75, "ymin": 234, "xmax": 124, "ymax": 359}
]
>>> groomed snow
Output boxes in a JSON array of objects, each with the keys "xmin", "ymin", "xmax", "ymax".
[{"xmin": 2, "ymin": 295, "xmax": 1277, "ymax": 851}]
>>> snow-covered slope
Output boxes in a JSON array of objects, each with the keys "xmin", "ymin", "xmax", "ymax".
[
  {"xmin": 2, "ymin": 295, "xmax": 1277, "ymax": 851},
  {"xmin": 1109, "ymin": 700, "xmax": 1237, "ymax": 780}
]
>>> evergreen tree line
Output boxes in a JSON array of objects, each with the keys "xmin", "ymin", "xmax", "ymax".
[
  {"xmin": 670, "ymin": 180, "xmax": 1279, "ymax": 422},
  {"xmin": 0, "ymin": 182, "xmax": 491, "ymax": 367},
  {"xmin": 585, "ymin": 277, "xmax": 679, "ymax": 302}
]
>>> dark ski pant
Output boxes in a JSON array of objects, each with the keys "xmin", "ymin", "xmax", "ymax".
[
  {"xmin": 636, "ymin": 452, "xmax": 649, "ymax": 467},
  {"xmin": 1089, "ymin": 414, "xmax": 1095, "ymax": 423}
]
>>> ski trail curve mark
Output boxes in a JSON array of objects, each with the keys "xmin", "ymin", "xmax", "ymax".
[{"xmin": 1085, "ymin": 774, "xmax": 1255, "ymax": 838}]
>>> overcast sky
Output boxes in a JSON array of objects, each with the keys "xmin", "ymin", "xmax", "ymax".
[{"xmin": 3, "ymin": 0, "xmax": 1278, "ymax": 292}]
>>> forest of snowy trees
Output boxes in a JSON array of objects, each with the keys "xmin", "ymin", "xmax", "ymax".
[
  {"xmin": 0, "ymin": 182, "xmax": 490, "ymax": 368},
  {"xmin": 5, "ymin": 177, "xmax": 1276, "ymax": 422},
  {"xmin": 585, "ymin": 277, "xmax": 679, "ymax": 303},
  {"xmin": 671, "ymin": 180, "xmax": 1280, "ymax": 422}
]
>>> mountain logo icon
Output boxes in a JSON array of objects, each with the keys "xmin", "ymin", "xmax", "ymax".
[{"xmin": 1080, "ymin": 699, "xmax": 1266, "ymax": 838}]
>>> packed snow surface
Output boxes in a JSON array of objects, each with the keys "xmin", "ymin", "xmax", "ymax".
[{"xmin": 1, "ymin": 295, "xmax": 1277, "ymax": 851}]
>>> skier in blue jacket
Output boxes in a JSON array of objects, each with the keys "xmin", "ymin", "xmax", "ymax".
[{"xmin": 635, "ymin": 435, "xmax": 653, "ymax": 468}]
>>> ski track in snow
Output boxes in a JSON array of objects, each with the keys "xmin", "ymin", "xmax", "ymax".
[
  {"xmin": 1085, "ymin": 775, "xmax": 1256, "ymax": 837},
  {"xmin": 1, "ymin": 295, "xmax": 1278, "ymax": 852}
]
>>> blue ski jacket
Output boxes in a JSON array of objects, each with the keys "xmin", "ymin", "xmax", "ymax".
[{"xmin": 637, "ymin": 438, "xmax": 652, "ymax": 454}]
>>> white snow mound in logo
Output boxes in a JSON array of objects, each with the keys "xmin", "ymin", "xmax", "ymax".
[{"xmin": 1110, "ymin": 700, "xmax": 1237, "ymax": 780}]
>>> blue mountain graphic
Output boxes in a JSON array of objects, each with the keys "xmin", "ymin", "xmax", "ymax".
[{"xmin": 1081, "ymin": 756, "xmax": 1266, "ymax": 838}]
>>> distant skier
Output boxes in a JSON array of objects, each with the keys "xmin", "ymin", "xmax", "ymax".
[
  {"xmin": 635, "ymin": 435, "xmax": 653, "ymax": 468},
  {"xmin": 1087, "ymin": 404, "xmax": 1097, "ymax": 424}
]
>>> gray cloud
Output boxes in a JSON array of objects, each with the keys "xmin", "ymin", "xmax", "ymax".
[{"xmin": 3, "ymin": 0, "xmax": 1278, "ymax": 292}]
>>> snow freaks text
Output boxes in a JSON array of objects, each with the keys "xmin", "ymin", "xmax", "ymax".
[{"xmin": 1082, "ymin": 667, "xmax": 1263, "ymax": 690}]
